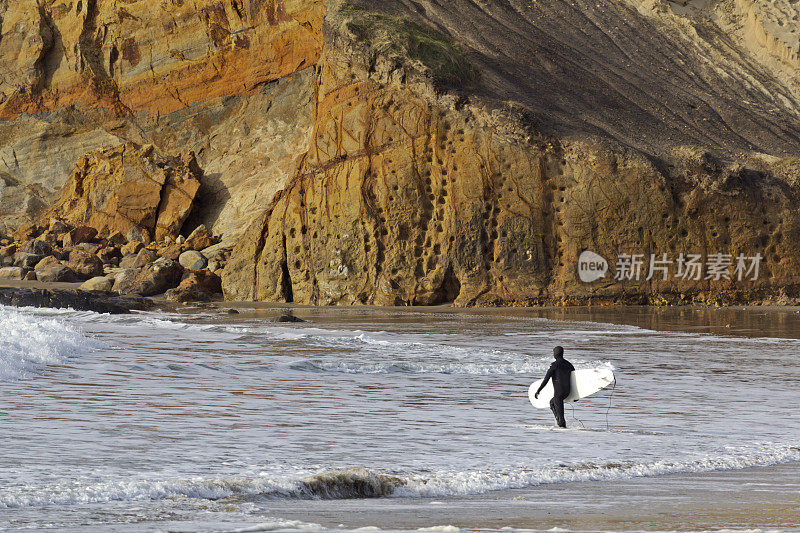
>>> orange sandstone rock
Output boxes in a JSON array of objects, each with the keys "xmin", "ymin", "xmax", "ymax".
[
  {"xmin": 0, "ymin": 0, "xmax": 324, "ymax": 119},
  {"xmin": 43, "ymin": 144, "xmax": 201, "ymax": 244}
]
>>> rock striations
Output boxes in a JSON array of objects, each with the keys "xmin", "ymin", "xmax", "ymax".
[{"xmin": 221, "ymin": 0, "xmax": 800, "ymax": 306}]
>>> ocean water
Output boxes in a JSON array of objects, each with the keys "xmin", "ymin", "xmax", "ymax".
[{"xmin": 1, "ymin": 304, "xmax": 799, "ymax": 532}]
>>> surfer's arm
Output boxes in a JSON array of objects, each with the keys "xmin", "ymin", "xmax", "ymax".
[{"xmin": 534, "ymin": 367, "xmax": 553, "ymax": 398}]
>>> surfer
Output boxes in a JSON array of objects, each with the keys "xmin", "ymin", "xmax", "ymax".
[{"xmin": 534, "ymin": 346, "xmax": 575, "ymax": 428}]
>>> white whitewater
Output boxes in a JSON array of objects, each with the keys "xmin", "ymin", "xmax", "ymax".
[{"xmin": 1, "ymin": 305, "xmax": 799, "ymax": 531}]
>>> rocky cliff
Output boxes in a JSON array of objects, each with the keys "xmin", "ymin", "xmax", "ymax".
[
  {"xmin": 0, "ymin": 0, "xmax": 322, "ymax": 235},
  {"xmin": 221, "ymin": 0, "xmax": 800, "ymax": 305},
  {"xmin": 45, "ymin": 143, "xmax": 202, "ymax": 243},
  {"xmin": 3, "ymin": 0, "xmax": 800, "ymax": 305}
]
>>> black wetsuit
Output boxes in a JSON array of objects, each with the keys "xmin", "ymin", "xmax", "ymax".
[{"xmin": 538, "ymin": 357, "xmax": 575, "ymax": 428}]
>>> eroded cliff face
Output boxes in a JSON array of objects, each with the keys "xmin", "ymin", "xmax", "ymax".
[
  {"xmin": 0, "ymin": 0, "xmax": 322, "ymax": 117},
  {"xmin": 0, "ymin": 0, "xmax": 322, "ymax": 236},
  {"xmin": 222, "ymin": 74, "xmax": 556, "ymax": 305},
  {"xmin": 221, "ymin": 0, "xmax": 800, "ymax": 305}
]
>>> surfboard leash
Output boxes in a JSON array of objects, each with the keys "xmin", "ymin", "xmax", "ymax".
[
  {"xmin": 605, "ymin": 374, "xmax": 617, "ymax": 431},
  {"xmin": 568, "ymin": 403, "xmax": 585, "ymax": 429}
]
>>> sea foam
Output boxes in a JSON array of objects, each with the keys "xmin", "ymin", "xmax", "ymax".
[
  {"xmin": 0, "ymin": 305, "xmax": 101, "ymax": 381},
  {"xmin": 2, "ymin": 443, "xmax": 797, "ymax": 509}
]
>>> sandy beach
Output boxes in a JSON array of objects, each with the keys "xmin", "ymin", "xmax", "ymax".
[{"xmin": 256, "ymin": 463, "xmax": 800, "ymax": 532}]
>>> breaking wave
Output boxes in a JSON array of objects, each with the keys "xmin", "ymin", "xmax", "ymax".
[
  {"xmin": 287, "ymin": 358, "xmax": 613, "ymax": 375},
  {"xmin": 0, "ymin": 468, "xmax": 399, "ymax": 509},
  {"xmin": 286, "ymin": 358, "xmax": 555, "ymax": 375},
  {"xmin": 3, "ymin": 444, "xmax": 797, "ymax": 509},
  {"xmin": 0, "ymin": 305, "xmax": 102, "ymax": 381}
]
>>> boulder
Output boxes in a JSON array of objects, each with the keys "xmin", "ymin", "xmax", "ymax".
[
  {"xmin": 80, "ymin": 276, "xmax": 115, "ymax": 292},
  {"xmin": 119, "ymin": 254, "xmax": 138, "ymax": 269},
  {"xmin": 24, "ymin": 271, "xmax": 37, "ymax": 281},
  {"xmin": 186, "ymin": 270, "xmax": 222, "ymax": 294},
  {"xmin": 164, "ymin": 270, "xmax": 223, "ymax": 302},
  {"xmin": 158, "ymin": 243, "xmax": 183, "ymax": 261},
  {"xmin": 64, "ymin": 226, "xmax": 98, "ymax": 247},
  {"xmin": 34, "ymin": 256, "xmax": 61, "ymax": 270},
  {"xmin": 76, "ymin": 242, "xmax": 102, "ymax": 254},
  {"xmin": 184, "ymin": 225, "xmax": 214, "ymax": 251},
  {"xmin": 21, "ymin": 239, "xmax": 54, "ymax": 257},
  {"xmin": 200, "ymin": 242, "xmax": 233, "ymax": 262},
  {"xmin": 54, "ymin": 246, "xmax": 73, "ymax": 261},
  {"xmin": 36, "ymin": 265, "xmax": 75, "ymax": 283},
  {"xmin": 126, "ymin": 226, "xmax": 150, "ymax": 244},
  {"xmin": 275, "ymin": 314, "xmax": 306, "ymax": 323},
  {"xmin": 40, "ymin": 144, "xmax": 201, "ymax": 244},
  {"xmin": 164, "ymin": 284, "xmax": 205, "ymax": 302},
  {"xmin": 12, "ymin": 223, "xmax": 42, "ymax": 243},
  {"xmin": 118, "ymin": 258, "xmax": 183, "ymax": 296},
  {"xmin": 67, "ymin": 250, "xmax": 104, "ymax": 280},
  {"xmin": 14, "ymin": 252, "xmax": 44, "ymax": 269},
  {"xmin": 0, "ymin": 244, "xmax": 17, "ymax": 258},
  {"xmin": 107, "ymin": 232, "xmax": 127, "ymax": 246},
  {"xmin": 179, "ymin": 250, "xmax": 207, "ymax": 271},
  {"xmin": 121, "ymin": 241, "xmax": 145, "ymax": 256},
  {"xmin": 97, "ymin": 247, "xmax": 121, "ymax": 265},
  {"xmin": 0, "ymin": 267, "xmax": 26, "ymax": 280},
  {"xmin": 47, "ymin": 219, "xmax": 71, "ymax": 235},
  {"xmin": 39, "ymin": 232, "xmax": 61, "ymax": 246},
  {"xmin": 0, "ymin": 245, "xmax": 17, "ymax": 266},
  {"xmin": 112, "ymin": 269, "xmax": 139, "ymax": 294},
  {"xmin": 153, "ymin": 154, "xmax": 203, "ymax": 241},
  {"xmin": 133, "ymin": 248, "xmax": 159, "ymax": 268}
]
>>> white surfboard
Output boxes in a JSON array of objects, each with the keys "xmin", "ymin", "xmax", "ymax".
[{"xmin": 528, "ymin": 368, "xmax": 615, "ymax": 409}]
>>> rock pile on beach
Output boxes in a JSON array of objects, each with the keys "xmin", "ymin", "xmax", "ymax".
[{"xmin": 0, "ymin": 219, "xmax": 230, "ymax": 303}]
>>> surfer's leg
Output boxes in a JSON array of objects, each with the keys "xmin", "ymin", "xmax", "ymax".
[
  {"xmin": 553, "ymin": 396, "xmax": 567, "ymax": 428},
  {"xmin": 549, "ymin": 397, "xmax": 558, "ymax": 425}
]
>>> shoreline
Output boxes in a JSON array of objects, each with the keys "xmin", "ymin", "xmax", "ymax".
[
  {"xmin": 7, "ymin": 277, "xmax": 800, "ymax": 314},
  {"xmin": 7, "ymin": 277, "xmax": 800, "ymax": 313},
  {"xmin": 257, "ymin": 461, "xmax": 800, "ymax": 532},
  {"xmin": 5, "ymin": 279, "xmax": 800, "ymax": 340},
  {"xmin": 195, "ymin": 299, "xmax": 800, "ymax": 341}
]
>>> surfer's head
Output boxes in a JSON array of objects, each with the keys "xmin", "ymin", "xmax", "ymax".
[{"xmin": 553, "ymin": 346, "xmax": 564, "ymax": 359}]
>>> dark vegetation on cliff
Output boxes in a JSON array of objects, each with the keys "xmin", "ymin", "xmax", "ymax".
[{"xmin": 338, "ymin": 2, "xmax": 479, "ymax": 88}]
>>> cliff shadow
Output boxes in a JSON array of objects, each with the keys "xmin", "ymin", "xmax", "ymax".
[{"xmin": 181, "ymin": 171, "xmax": 230, "ymax": 236}]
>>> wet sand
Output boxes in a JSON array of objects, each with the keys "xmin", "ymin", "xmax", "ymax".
[
  {"xmin": 259, "ymin": 462, "xmax": 800, "ymax": 531},
  {"xmin": 6, "ymin": 278, "xmax": 800, "ymax": 340},
  {"xmin": 208, "ymin": 301, "xmax": 800, "ymax": 341},
  {"xmin": 0, "ymin": 279, "xmax": 84, "ymax": 290}
]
